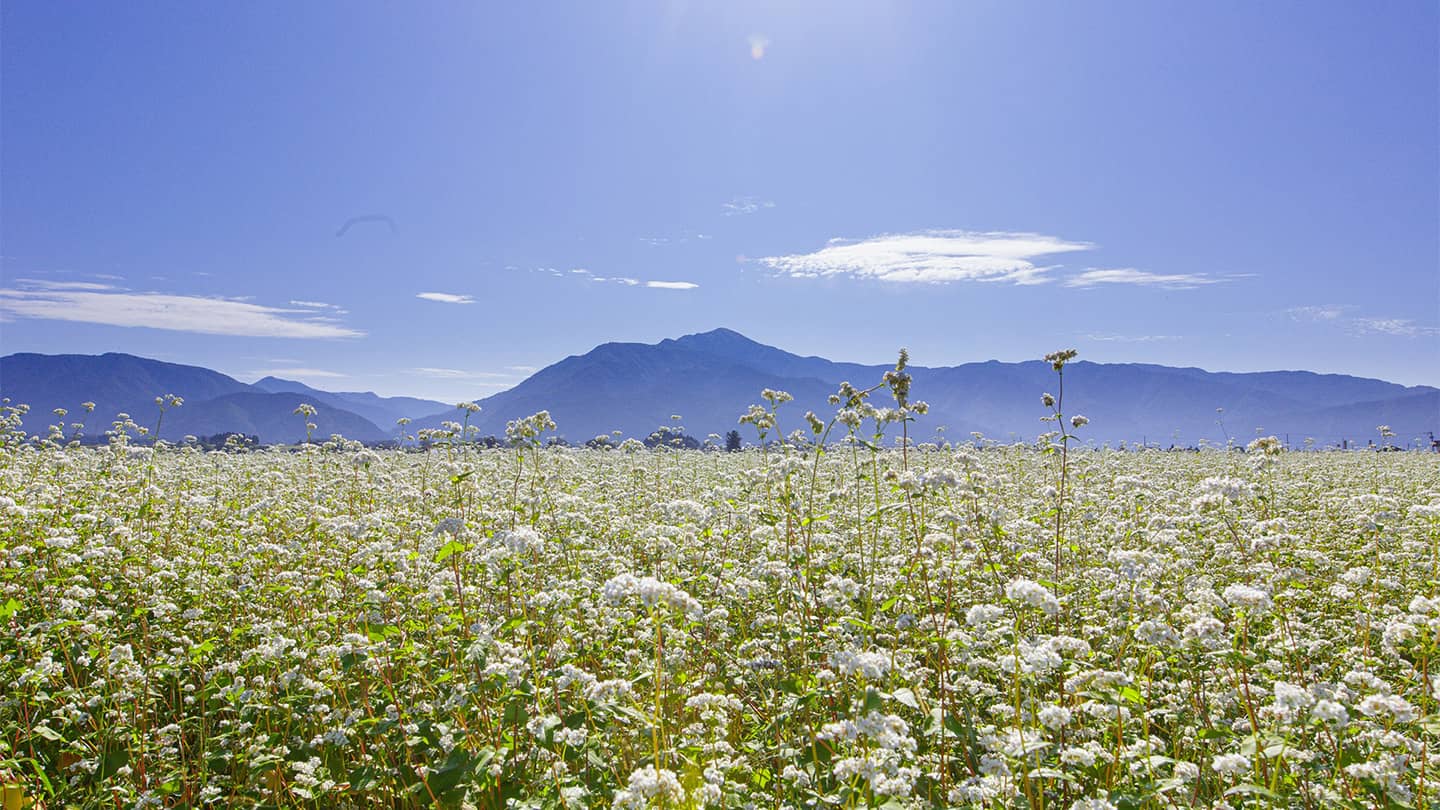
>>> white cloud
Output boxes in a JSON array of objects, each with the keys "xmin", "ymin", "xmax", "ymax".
[
  {"xmin": 551, "ymin": 268, "xmax": 697, "ymax": 290},
  {"xmin": 1064, "ymin": 268, "xmax": 1222, "ymax": 289},
  {"xmin": 1081, "ymin": 333, "xmax": 1181, "ymax": 343},
  {"xmin": 1351, "ymin": 318, "xmax": 1440, "ymax": 338},
  {"xmin": 416, "ymin": 292, "xmax": 475, "ymax": 304},
  {"xmin": 250, "ymin": 368, "xmax": 347, "ymax": 380},
  {"xmin": 759, "ymin": 230, "xmax": 1091, "ymax": 285},
  {"xmin": 507, "ymin": 365, "xmax": 539, "ymax": 374},
  {"xmin": 1287, "ymin": 304, "xmax": 1347, "ymax": 322},
  {"xmin": 722, "ymin": 196, "xmax": 776, "ymax": 216},
  {"xmin": 412, "ymin": 368, "xmax": 518, "ymax": 380},
  {"xmin": 410, "ymin": 368, "xmax": 517, "ymax": 391},
  {"xmin": 0, "ymin": 286, "xmax": 364, "ymax": 338},
  {"xmin": 13, "ymin": 278, "xmax": 117, "ymax": 291}
]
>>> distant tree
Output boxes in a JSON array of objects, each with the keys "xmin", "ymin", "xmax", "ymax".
[
  {"xmin": 195, "ymin": 432, "xmax": 258, "ymax": 451},
  {"xmin": 725, "ymin": 429, "xmax": 743, "ymax": 452},
  {"xmin": 645, "ymin": 426, "xmax": 700, "ymax": 450}
]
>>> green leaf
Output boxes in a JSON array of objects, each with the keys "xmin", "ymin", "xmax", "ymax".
[
  {"xmin": 863, "ymin": 687, "xmax": 884, "ymax": 714},
  {"xmin": 97, "ymin": 749, "xmax": 130, "ymax": 780},
  {"xmin": 434, "ymin": 540, "xmax": 466, "ymax": 563},
  {"xmin": 32, "ymin": 725, "xmax": 63, "ymax": 742}
]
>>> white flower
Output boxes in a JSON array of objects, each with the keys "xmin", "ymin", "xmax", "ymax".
[
  {"xmin": 601, "ymin": 574, "xmax": 703, "ymax": 619},
  {"xmin": 1212, "ymin": 753, "xmax": 1250, "ymax": 776},
  {"xmin": 612, "ymin": 765, "xmax": 684, "ymax": 809},
  {"xmin": 1312, "ymin": 699, "xmax": 1348, "ymax": 727},
  {"xmin": 1038, "ymin": 704, "xmax": 1072, "ymax": 731},
  {"xmin": 1005, "ymin": 578, "xmax": 1060, "ymax": 615},
  {"xmin": 500, "ymin": 526, "xmax": 544, "ymax": 555},
  {"xmin": 828, "ymin": 649, "xmax": 892, "ymax": 681},
  {"xmin": 1222, "ymin": 584, "xmax": 1272, "ymax": 613}
]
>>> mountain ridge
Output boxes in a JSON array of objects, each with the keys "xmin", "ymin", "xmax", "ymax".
[
  {"xmin": 4, "ymin": 331, "xmax": 1436, "ymax": 447},
  {"xmin": 408, "ymin": 328, "xmax": 1437, "ymax": 446}
]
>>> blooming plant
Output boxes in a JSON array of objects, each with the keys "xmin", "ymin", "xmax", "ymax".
[{"xmin": 0, "ymin": 359, "xmax": 1438, "ymax": 809}]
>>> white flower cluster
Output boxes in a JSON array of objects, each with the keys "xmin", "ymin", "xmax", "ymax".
[
  {"xmin": 827, "ymin": 649, "xmax": 892, "ymax": 681},
  {"xmin": 601, "ymin": 573, "xmax": 703, "ymax": 619},
  {"xmin": 611, "ymin": 764, "xmax": 685, "ymax": 809},
  {"xmin": 1191, "ymin": 476, "xmax": 1255, "ymax": 510},
  {"xmin": 1005, "ymin": 578, "xmax": 1060, "ymax": 616}
]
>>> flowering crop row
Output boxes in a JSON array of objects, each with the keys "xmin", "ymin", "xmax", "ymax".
[{"xmin": 2, "ymin": 359, "xmax": 1438, "ymax": 809}]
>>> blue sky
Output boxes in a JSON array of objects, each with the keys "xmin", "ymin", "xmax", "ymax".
[{"xmin": 3, "ymin": 1, "xmax": 1437, "ymax": 400}]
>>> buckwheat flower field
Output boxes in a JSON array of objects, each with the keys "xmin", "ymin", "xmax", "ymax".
[{"xmin": 3, "ymin": 365, "xmax": 1439, "ymax": 809}]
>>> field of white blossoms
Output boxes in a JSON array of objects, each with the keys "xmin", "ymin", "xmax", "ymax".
[{"xmin": 2, "ymin": 354, "xmax": 1439, "ymax": 809}]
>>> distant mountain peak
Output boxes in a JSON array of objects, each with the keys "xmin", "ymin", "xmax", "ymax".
[
  {"xmin": 664, "ymin": 327, "xmax": 795, "ymax": 362},
  {"xmin": 671, "ymin": 327, "xmax": 762, "ymax": 346}
]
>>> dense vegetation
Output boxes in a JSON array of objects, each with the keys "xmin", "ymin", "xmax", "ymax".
[{"xmin": 2, "ymin": 355, "xmax": 1438, "ymax": 808}]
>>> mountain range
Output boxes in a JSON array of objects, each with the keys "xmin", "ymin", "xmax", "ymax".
[
  {"xmin": 0, "ymin": 352, "xmax": 447, "ymax": 444},
  {"xmin": 2, "ymin": 329, "xmax": 1436, "ymax": 447}
]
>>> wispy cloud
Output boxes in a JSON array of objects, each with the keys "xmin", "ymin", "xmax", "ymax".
[
  {"xmin": 290, "ymin": 299, "xmax": 343, "ymax": 310},
  {"xmin": 412, "ymin": 368, "xmax": 519, "ymax": 380},
  {"xmin": 759, "ymin": 230, "xmax": 1091, "ymax": 285},
  {"xmin": 1064, "ymin": 268, "xmax": 1223, "ymax": 289},
  {"xmin": 1081, "ymin": 333, "xmax": 1182, "ymax": 343},
  {"xmin": 0, "ymin": 284, "xmax": 364, "ymax": 338},
  {"xmin": 1351, "ymin": 317, "xmax": 1440, "ymax": 338},
  {"xmin": 414, "ymin": 367, "xmax": 482, "ymax": 379},
  {"xmin": 561, "ymin": 268, "xmax": 699, "ymax": 290},
  {"xmin": 1288, "ymin": 305, "xmax": 1436, "ymax": 338},
  {"xmin": 416, "ymin": 292, "xmax": 475, "ymax": 304},
  {"xmin": 410, "ymin": 368, "xmax": 521, "ymax": 390},
  {"xmin": 639, "ymin": 230, "xmax": 712, "ymax": 246},
  {"xmin": 722, "ymin": 196, "xmax": 776, "ymax": 216},
  {"xmin": 13, "ymin": 278, "xmax": 118, "ymax": 291},
  {"xmin": 1287, "ymin": 304, "xmax": 1347, "ymax": 322},
  {"xmin": 250, "ymin": 367, "xmax": 347, "ymax": 380}
]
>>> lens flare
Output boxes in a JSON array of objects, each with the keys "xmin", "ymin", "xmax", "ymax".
[{"xmin": 748, "ymin": 34, "xmax": 769, "ymax": 60}]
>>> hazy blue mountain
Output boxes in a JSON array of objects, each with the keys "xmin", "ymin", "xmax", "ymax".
[
  {"xmin": 413, "ymin": 337, "xmax": 841, "ymax": 444},
  {"xmin": 0, "ymin": 352, "xmax": 254, "ymax": 434},
  {"xmin": 413, "ymin": 328, "xmax": 1438, "ymax": 447},
  {"xmin": 253, "ymin": 376, "xmax": 448, "ymax": 430},
  {"xmin": 159, "ymin": 392, "xmax": 389, "ymax": 444},
  {"xmin": 0, "ymin": 353, "xmax": 387, "ymax": 443},
  {"xmin": 6, "ymin": 335, "xmax": 1436, "ymax": 447}
]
